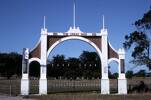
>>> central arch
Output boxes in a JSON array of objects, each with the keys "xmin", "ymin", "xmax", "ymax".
[
  {"xmin": 47, "ymin": 36, "xmax": 102, "ymax": 93},
  {"xmin": 47, "ymin": 36, "xmax": 103, "ymax": 68}
]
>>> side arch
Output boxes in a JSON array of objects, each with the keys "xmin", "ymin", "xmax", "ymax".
[
  {"xmin": 29, "ymin": 57, "xmax": 41, "ymax": 65},
  {"xmin": 28, "ymin": 57, "xmax": 41, "ymax": 77},
  {"xmin": 47, "ymin": 36, "xmax": 103, "ymax": 65},
  {"xmin": 108, "ymin": 58, "xmax": 120, "ymax": 76},
  {"xmin": 28, "ymin": 57, "xmax": 40, "ymax": 94},
  {"xmin": 108, "ymin": 58, "xmax": 119, "ymax": 65}
]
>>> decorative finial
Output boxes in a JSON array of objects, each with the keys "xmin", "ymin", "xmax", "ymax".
[
  {"xmin": 73, "ymin": 0, "xmax": 76, "ymax": 29},
  {"xmin": 103, "ymin": 15, "xmax": 105, "ymax": 30},
  {"xmin": 44, "ymin": 16, "xmax": 46, "ymax": 29}
]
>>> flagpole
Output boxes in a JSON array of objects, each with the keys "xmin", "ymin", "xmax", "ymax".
[{"xmin": 73, "ymin": 0, "xmax": 76, "ymax": 29}]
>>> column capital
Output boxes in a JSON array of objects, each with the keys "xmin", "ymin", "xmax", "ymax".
[
  {"xmin": 118, "ymin": 73, "xmax": 126, "ymax": 79},
  {"xmin": 101, "ymin": 29, "xmax": 108, "ymax": 36},
  {"xmin": 41, "ymin": 28, "xmax": 48, "ymax": 35},
  {"xmin": 22, "ymin": 74, "xmax": 28, "ymax": 79},
  {"xmin": 118, "ymin": 48, "xmax": 125, "ymax": 59},
  {"xmin": 23, "ymin": 48, "xmax": 29, "ymax": 60},
  {"xmin": 118, "ymin": 48, "xmax": 125, "ymax": 55}
]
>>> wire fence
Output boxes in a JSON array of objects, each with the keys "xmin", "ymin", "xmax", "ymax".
[
  {"xmin": 0, "ymin": 78, "xmax": 118, "ymax": 95},
  {"xmin": 0, "ymin": 79, "xmax": 20, "ymax": 96},
  {"xmin": 47, "ymin": 79, "xmax": 101, "ymax": 93},
  {"xmin": 0, "ymin": 77, "xmax": 151, "ymax": 95}
]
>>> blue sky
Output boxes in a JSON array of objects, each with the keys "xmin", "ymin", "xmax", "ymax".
[{"xmin": 0, "ymin": 0, "xmax": 150, "ymax": 72}]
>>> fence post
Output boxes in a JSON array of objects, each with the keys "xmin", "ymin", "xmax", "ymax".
[{"xmin": 9, "ymin": 79, "xmax": 11, "ymax": 96}]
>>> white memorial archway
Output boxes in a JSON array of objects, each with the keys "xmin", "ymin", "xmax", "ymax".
[{"xmin": 21, "ymin": 25, "xmax": 127, "ymax": 95}]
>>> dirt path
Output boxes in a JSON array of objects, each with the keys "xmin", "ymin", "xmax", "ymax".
[
  {"xmin": 0, "ymin": 95, "xmax": 36, "ymax": 100},
  {"xmin": 0, "ymin": 95, "xmax": 21, "ymax": 100}
]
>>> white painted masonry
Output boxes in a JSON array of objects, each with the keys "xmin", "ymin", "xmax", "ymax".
[
  {"xmin": 39, "ymin": 28, "xmax": 48, "ymax": 95},
  {"xmin": 100, "ymin": 28, "xmax": 110, "ymax": 94},
  {"xmin": 21, "ymin": 25, "xmax": 127, "ymax": 95},
  {"xmin": 47, "ymin": 36, "xmax": 103, "ymax": 61},
  {"xmin": 118, "ymin": 48, "xmax": 127, "ymax": 94},
  {"xmin": 21, "ymin": 48, "xmax": 29, "ymax": 95},
  {"xmin": 21, "ymin": 1, "xmax": 127, "ymax": 95}
]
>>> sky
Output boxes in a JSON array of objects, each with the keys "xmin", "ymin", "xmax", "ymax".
[{"xmin": 0, "ymin": 0, "xmax": 150, "ymax": 73}]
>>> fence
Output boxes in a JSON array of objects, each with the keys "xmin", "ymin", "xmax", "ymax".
[
  {"xmin": 29, "ymin": 78, "xmax": 118, "ymax": 94},
  {"xmin": 47, "ymin": 79, "xmax": 101, "ymax": 93},
  {"xmin": 0, "ymin": 79, "xmax": 20, "ymax": 96},
  {"xmin": 0, "ymin": 77, "xmax": 151, "ymax": 95}
]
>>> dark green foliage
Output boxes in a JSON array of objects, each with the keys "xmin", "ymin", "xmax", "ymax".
[
  {"xmin": 109, "ymin": 71, "xmax": 118, "ymax": 79},
  {"xmin": 79, "ymin": 51, "xmax": 101, "ymax": 79},
  {"xmin": 0, "ymin": 52, "xmax": 22, "ymax": 79},
  {"xmin": 126, "ymin": 70, "xmax": 133, "ymax": 79},
  {"xmin": 135, "ymin": 9, "xmax": 151, "ymax": 30},
  {"xmin": 47, "ymin": 54, "xmax": 66, "ymax": 78},
  {"xmin": 123, "ymin": 9, "xmax": 151, "ymax": 69},
  {"xmin": 134, "ymin": 70, "xmax": 146, "ymax": 77},
  {"xmin": 112, "ymin": 73, "xmax": 119, "ymax": 79},
  {"xmin": 47, "ymin": 51, "xmax": 101, "ymax": 79}
]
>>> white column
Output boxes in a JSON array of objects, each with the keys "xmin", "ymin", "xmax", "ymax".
[
  {"xmin": 101, "ymin": 29, "xmax": 110, "ymax": 94},
  {"xmin": 39, "ymin": 65, "xmax": 47, "ymax": 95},
  {"xmin": 118, "ymin": 74, "xmax": 127, "ymax": 94},
  {"xmin": 118, "ymin": 48, "xmax": 127, "ymax": 94},
  {"xmin": 21, "ymin": 74, "xmax": 29, "ymax": 95},
  {"xmin": 39, "ymin": 28, "xmax": 47, "ymax": 95},
  {"xmin": 21, "ymin": 48, "xmax": 29, "ymax": 95}
]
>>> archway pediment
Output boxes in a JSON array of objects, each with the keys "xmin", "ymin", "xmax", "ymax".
[
  {"xmin": 47, "ymin": 36, "xmax": 102, "ymax": 62},
  {"xmin": 29, "ymin": 34, "xmax": 102, "ymax": 59}
]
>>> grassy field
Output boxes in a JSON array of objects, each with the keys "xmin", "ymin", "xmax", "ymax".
[{"xmin": 25, "ymin": 93, "xmax": 151, "ymax": 100}]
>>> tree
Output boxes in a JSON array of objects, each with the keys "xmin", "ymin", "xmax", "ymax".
[
  {"xmin": 65, "ymin": 57, "xmax": 81, "ymax": 79},
  {"xmin": 47, "ymin": 51, "xmax": 102, "ymax": 79},
  {"xmin": 112, "ymin": 73, "xmax": 119, "ymax": 79},
  {"xmin": 123, "ymin": 9, "xmax": 151, "ymax": 69},
  {"xmin": 47, "ymin": 54, "xmax": 66, "ymax": 78},
  {"xmin": 79, "ymin": 51, "xmax": 101, "ymax": 79},
  {"xmin": 134, "ymin": 70, "xmax": 146, "ymax": 77},
  {"xmin": 126, "ymin": 70, "xmax": 133, "ymax": 79},
  {"xmin": 79, "ymin": 51, "xmax": 100, "ymax": 63},
  {"xmin": 0, "ymin": 52, "xmax": 22, "ymax": 79}
]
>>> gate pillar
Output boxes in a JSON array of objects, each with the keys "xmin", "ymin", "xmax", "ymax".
[
  {"xmin": 101, "ymin": 29, "xmax": 110, "ymax": 94},
  {"xmin": 118, "ymin": 48, "xmax": 127, "ymax": 94},
  {"xmin": 21, "ymin": 48, "xmax": 29, "ymax": 95},
  {"xmin": 39, "ymin": 28, "xmax": 47, "ymax": 95},
  {"xmin": 39, "ymin": 65, "xmax": 47, "ymax": 95}
]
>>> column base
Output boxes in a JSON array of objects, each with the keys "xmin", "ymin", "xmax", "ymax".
[
  {"xmin": 21, "ymin": 78, "xmax": 29, "ymax": 95},
  {"xmin": 39, "ymin": 78, "xmax": 47, "ymax": 95},
  {"xmin": 118, "ymin": 79, "xmax": 127, "ymax": 94},
  {"xmin": 101, "ymin": 78, "xmax": 110, "ymax": 94}
]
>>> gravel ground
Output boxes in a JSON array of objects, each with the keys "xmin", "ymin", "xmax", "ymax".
[
  {"xmin": 0, "ymin": 95, "xmax": 22, "ymax": 100},
  {"xmin": 1, "ymin": 93, "xmax": 151, "ymax": 100},
  {"xmin": 0, "ymin": 95, "xmax": 36, "ymax": 100}
]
